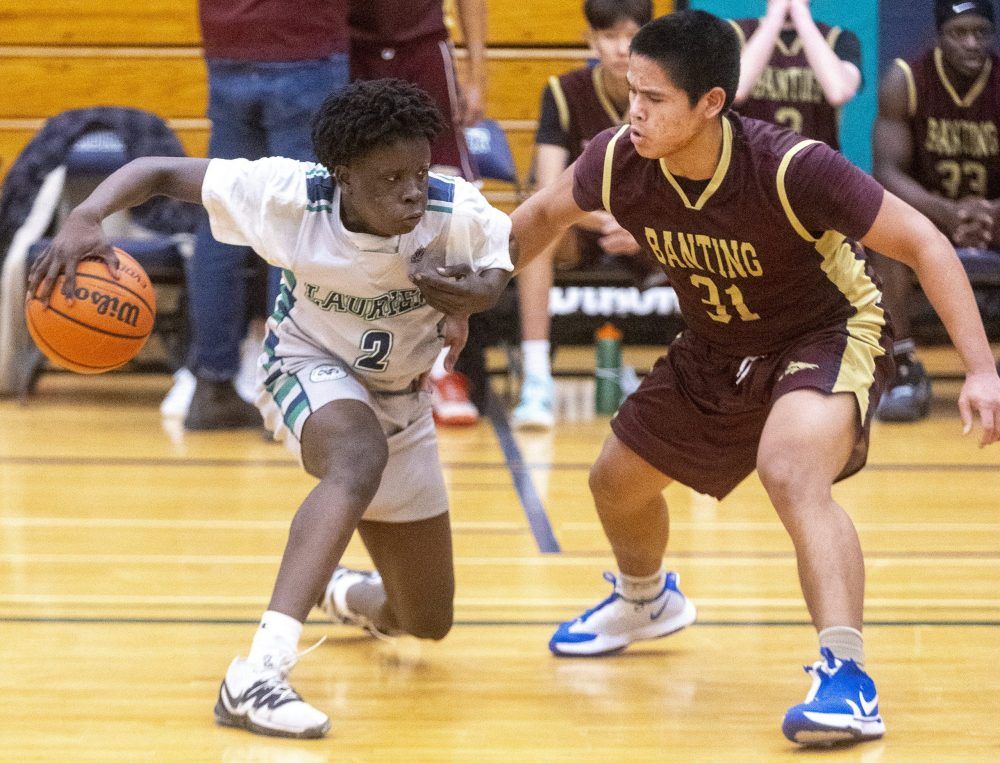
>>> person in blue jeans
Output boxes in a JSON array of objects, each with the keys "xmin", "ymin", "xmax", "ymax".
[{"xmin": 177, "ymin": 0, "xmax": 350, "ymax": 429}]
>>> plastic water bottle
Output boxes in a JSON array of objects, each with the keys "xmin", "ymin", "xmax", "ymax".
[{"xmin": 595, "ymin": 322, "xmax": 623, "ymax": 414}]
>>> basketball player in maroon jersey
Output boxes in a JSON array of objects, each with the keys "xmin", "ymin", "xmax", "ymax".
[
  {"xmin": 500, "ymin": 9, "xmax": 1000, "ymax": 747},
  {"xmin": 872, "ymin": 0, "xmax": 1000, "ymax": 421},
  {"xmin": 730, "ymin": 0, "xmax": 861, "ymax": 148},
  {"xmin": 513, "ymin": 0, "xmax": 653, "ymax": 430}
]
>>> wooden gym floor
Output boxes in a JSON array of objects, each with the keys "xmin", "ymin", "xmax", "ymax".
[{"xmin": 0, "ymin": 345, "xmax": 998, "ymax": 760}]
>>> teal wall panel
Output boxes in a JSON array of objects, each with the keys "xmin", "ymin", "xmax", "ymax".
[{"xmin": 688, "ymin": 0, "xmax": 879, "ymax": 170}]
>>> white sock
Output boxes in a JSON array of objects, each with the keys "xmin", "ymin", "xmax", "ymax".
[
  {"xmin": 619, "ymin": 569, "xmax": 665, "ymax": 602},
  {"xmin": 819, "ymin": 626, "xmax": 865, "ymax": 666},
  {"xmin": 521, "ymin": 340, "xmax": 551, "ymax": 379},
  {"xmin": 430, "ymin": 347, "xmax": 449, "ymax": 380},
  {"xmin": 248, "ymin": 610, "xmax": 302, "ymax": 666}
]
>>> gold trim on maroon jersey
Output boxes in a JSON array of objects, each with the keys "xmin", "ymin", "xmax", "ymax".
[
  {"xmin": 894, "ymin": 58, "xmax": 919, "ymax": 118},
  {"xmin": 601, "ymin": 124, "xmax": 630, "ymax": 212},
  {"xmin": 591, "ymin": 65, "xmax": 627, "ymax": 126},
  {"xmin": 934, "ymin": 46, "xmax": 993, "ymax": 108},
  {"xmin": 657, "ymin": 117, "xmax": 734, "ymax": 211}
]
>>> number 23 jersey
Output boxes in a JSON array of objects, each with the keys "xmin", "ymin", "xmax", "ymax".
[
  {"xmin": 202, "ymin": 157, "xmax": 512, "ymax": 391},
  {"xmin": 572, "ymin": 114, "xmax": 887, "ymax": 357},
  {"xmin": 896, "ymin": 48, "xmax": 1000, "ymax": 201}
]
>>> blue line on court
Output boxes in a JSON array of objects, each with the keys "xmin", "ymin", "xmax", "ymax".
[{"xmin": 483, "ymin": 388, "xmax": 561, "ymax": 554}]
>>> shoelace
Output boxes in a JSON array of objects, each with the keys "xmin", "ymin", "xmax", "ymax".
[
  {"xmin": 245, "ymin": 636, "xmax": 328, "ymax": 707},
  {"xmin": 803, "ymin": 647, "xmax": 841, "ymax": 680},
  {"xmin": 268, "ymin": 635, "xmax": 328, "ymax": 679}
]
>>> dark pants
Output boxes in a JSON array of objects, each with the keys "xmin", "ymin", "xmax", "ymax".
[{"xmin": 187, "ymin": 54, "xmax": 349, "ymax": 380}]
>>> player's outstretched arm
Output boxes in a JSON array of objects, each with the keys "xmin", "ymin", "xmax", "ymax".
[
  {"xmin": 862, "ymin": 192, "xmax": 1000, "ymax": 446},
  {"xmin": 510, "ymin": 161, "xmax": 589, "ymax": 274},
  {"xmin": 28, "ymin": 157, "xmax": 209, "ymax": 302}
]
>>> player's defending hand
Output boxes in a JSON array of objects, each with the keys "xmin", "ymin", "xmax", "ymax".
[
  {"xmin": 409, "ymin": 258, "xmax": 511, "ymax": 315},
  {"xmin": 959, "ymin": 368, "xmax": 1000, "ymax": 447},
  {"xmin": 598, "ymin": 215, "xmax": 643, "ymax": 256},
  {"xmin": 28, "ymin": 208, "xmax": 119, "ymax": 303}
]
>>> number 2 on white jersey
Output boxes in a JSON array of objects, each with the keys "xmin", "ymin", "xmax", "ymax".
[{"xmin": 354, "ymin": 330, "xmax": 393, "ymax": 372}]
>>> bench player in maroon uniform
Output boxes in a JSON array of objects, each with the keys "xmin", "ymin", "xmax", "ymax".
[
  {"xmin": 505, "ymin": 10, "xmax": 1000, "ymax": 747},
  {"xmin": 730, "ymin": 0, "xmax": 862, "ymax": 148},
  {"xmin": 872, "ymin": 0, "xmax": 1000, "ymax": 421},
  {"xmin": 513, "ymin": 0, "xmax": 653, "ymax": 430}
]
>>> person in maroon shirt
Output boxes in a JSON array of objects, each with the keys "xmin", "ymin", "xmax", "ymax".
[
  {"xmin": 348, "ymin": 0, "xmax": 488, "ymax": 426},
  {"xmin": 500, "ymin": 9, "xmax": 1000, "ymax": 747},
  {"xmin": 349, "ymin": 0, "xmax": 485, "ymax": 181},
  {"xmin": 172, "ymin": 1, "xmax": 351, "ymax": 430},
  {"xmin": 730, "ymin": 0, "xmax": 862, "ymax": 149},
  {"xmin": 872, "ymin": 0, "xmax": 1000, "ymax": 422},
  {"xmin": 513, "ymin": 0, "xmax": 653, "ymax": 431}
]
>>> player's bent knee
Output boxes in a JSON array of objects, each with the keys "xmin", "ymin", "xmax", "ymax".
[
  {"xmin": 588, "ymin": 457, "xmax": 619, "ymax": 501},
  {"xmin": 757, "ymin": 456, "xmax": 829, "ymax": 512},
  {"xmin": 398, "ymin": 606, "xmax": 454, "ymax": 640}
]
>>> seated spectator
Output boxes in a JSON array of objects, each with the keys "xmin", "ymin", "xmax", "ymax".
[
  {"xmin": 512, "ymin": 0, "xmax": 654, "ymax": 430},
  {"xmin": 730, "ymin": 0, "xmax": 862, "ymax": 149},
  {"xmin": 871, "ymin": 0, "xmax": 1000, "ymax": 421}
]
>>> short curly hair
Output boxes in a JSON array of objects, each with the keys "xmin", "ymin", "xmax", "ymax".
[{"xmin": 311, "ymin": 79, "xmax": 444, "ymax": 171}]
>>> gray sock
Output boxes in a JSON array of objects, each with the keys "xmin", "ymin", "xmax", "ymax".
[
  {"xmin": 619, "ymin": 570, "xmax": 665, "ymax": 601},
  {"xmin": 819, "ymin": 626, "xmax": 865, "ymax": 666}
]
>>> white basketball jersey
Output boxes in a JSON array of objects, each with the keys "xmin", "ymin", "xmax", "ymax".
[{"xmin": 202, "ymin": 157, "xmax": 512, "ymax": 392}]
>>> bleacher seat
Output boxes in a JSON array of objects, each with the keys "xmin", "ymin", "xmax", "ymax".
[
  {"xmin": 465, "ymin": 118, "xmax": 524, "ymax": 201},
  {"xmin": 0, "ymin": 126, "xmax": 192, "ymax": 397}
]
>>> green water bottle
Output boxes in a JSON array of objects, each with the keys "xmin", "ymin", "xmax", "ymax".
[{"xmin": 595, "ymin": 322, "xmax": 623, "ymax": 414}]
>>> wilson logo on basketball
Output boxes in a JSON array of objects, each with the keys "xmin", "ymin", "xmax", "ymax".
[
  {"xmin": 73, "ymin": 286, "xmax": 142, "ymax": 327},
  {"xmin": 117, "ymin": 262, "xmax": 150, "ymax": 291},
  {"xmin": 25, "ymin": 248, "xmax": 157, "ymax": 375}
]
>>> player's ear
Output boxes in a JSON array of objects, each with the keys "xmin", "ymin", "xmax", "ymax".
[
  {"xmin": 334, "ymin": 164, "xmax": 351, "ymax": 191},
  {"xmin": 700, "ymin": 86, "xmax": 728, "ymax": 120}
]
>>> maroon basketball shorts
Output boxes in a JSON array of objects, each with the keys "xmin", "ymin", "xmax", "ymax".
[
  {"xmin": 611, "ymin": 327, "xmax": 895, "ymax": 499},
  {"xmin": 351, "ymin": 33, "xmax": 477, "ymax": 180}
]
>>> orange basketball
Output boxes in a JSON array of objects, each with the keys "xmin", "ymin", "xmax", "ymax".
[{"xmin": 25, "ymin": 248, "xmax": 157, "ymax": 374}]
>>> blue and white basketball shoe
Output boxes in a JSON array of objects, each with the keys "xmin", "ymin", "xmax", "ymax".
[
  {"xmin": 782, "ymin": 647, "xmax": 886, "ymax": 746},
  {"xmin": 549, "ymin": 571, "xmax": 696, "ymax": 656}
]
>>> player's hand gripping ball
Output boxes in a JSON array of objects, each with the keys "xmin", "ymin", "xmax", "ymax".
[{"xmin": 25, "ymin": 248, "xmax": 156, "ymax": 374}]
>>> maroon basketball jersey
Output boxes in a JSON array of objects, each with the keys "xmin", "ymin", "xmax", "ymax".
[
  {"xmin": 730, "ymin": 18, "xmax": 843, "ymax": 149},
  {"xmin": 546, "ymin": 66, "xmax": 627, "ymax": 162},
  {"xmin": 572, "ymin": 115, "xmax": 887, "ymax": 358},
  {"xmin": 899, "ymin": 49, "xmax": 1000, "ymax": 200}
]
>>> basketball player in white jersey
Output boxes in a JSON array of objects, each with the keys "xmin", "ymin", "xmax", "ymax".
[{"xmin": 29, "ymin": 79, "xmax": 513, "ymax": 739}]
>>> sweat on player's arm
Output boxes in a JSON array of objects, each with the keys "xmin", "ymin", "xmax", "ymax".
[{"xmin": 860, "ymin": 189, "xmax": 1000, "ymax": 446}]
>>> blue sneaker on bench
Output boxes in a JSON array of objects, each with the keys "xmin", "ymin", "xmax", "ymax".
[
  {"xmin": 782, "ymin": 647, "xmax": 886, "ymax": 746},
  {"xmin": 549, "ymin": 571, "xmax": 696, "ymax": 656}
]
